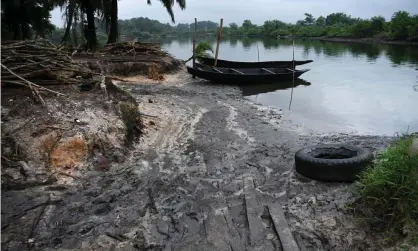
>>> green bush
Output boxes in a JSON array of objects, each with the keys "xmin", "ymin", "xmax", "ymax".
[
  {"xmin": 352, "ymin": 135, "xmax": 418, "ymax": 245},
  {"xmin": 326, "ymin": 25, "xmax": 352, "ymax": 37},
  {"xmin": 389, "ymin": 11, "xmax": 413, "ymax": 40},
  {"xmin": 269, "ymin": 29, "xmax": 291, "ymax": 37},
  {"xmin": 350, "ymin": 21, "xmax": 374, "ymax": 38}
]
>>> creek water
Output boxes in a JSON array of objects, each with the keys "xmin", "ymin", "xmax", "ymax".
[{"xmin": 161, "ymin": 37, "xmax": 418, "ymax": 135}]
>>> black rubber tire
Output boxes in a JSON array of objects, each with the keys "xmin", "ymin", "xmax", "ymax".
[{"xmin": 295, "ymin": 144, "xmax": 373, "ymax": 182}]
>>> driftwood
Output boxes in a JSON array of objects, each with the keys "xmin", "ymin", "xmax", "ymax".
[
  {"xmin": 1, "ymin": 40, "xmax": 96, "ymax": 104},
  {"xmin": 104, "ymin": 41, "xmax": 169, "ymax": 57}
]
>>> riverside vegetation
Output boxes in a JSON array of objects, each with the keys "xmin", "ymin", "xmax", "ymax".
[
  {"xmin": 351, "ymin": 135, "xmax": 418, "ymax": 247},
  {"xmin": 45, "ymin": 11, "xmax": 418, "ymax": 45}
]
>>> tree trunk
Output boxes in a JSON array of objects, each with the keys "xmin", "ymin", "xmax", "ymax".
[
  {"xmin": 12, "ymin": 16, "xmax": 22, "ymax": 39},
  {"xmin": 61, "ymin": 0, "xmax": 75, "ymax": 44},
  {"xmin": 83, "ymin": 0, "xmax": 97, "ymax": 50},
  {"xmin": 19, "ymin": 0, "xmax": 30, "ymax": 39},
  {"xmin": 72, "ymin": 22, "xmax": 78, "ymax": 47},
  {"xmin": 107, "ymin": 0, "xmax": 119, "ymax": 44},
  {"xmin": 21, "ymin": 23, "xmax": 31, "ymax": 39},
  {"xmin": 4, "ymin": 0, "xmax": 22, "ymax": 39},
  {"xmin": 38, "ymin": 18, "xmax": 45, "ymax": 38}
]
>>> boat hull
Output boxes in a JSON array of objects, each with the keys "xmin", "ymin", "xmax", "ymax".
[
  {"xmin": 197, "ymin": 57, "xmax": 313, "ymax": 69},
  {"xmin": 187, "ymin": 64, "xmax": 310, "ymax": 84}
]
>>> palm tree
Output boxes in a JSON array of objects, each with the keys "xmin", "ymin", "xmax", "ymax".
[
  {"xmin": 57, "ymin": 0, "xmax": 187, "ymax": 49},
  {"xmin": 59, "ymin": 0, "xmax": 103, "ymax": 50},
  {"xmin": 80, "ymin": 0, "xmax": 99, "ymax": 50},
  {"xmin": 1, "ymin": 0, "xmax": 54, "ymax": 40},
  {"xmin": 59, "ymin": 0, "xmax": 77, "ymax": 44},
  {"xmin": 105, "ymin": 0, "xmax": 118, "ymax": 43},
  {"xmin": 106, "ymin": 0, "xmax": 186, "ymax": 44}
]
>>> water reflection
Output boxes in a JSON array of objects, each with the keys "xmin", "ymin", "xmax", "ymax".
[
  {"xmin": 240, "ymin": 79, "xmax": 311, "ymax": 96},
  {"xmin": 161, "ymin": 36, "xmax": 418, "ymax": 67},
  {"xmin": 385, "ymin": 45, "xmax": 418, "ymax": 66},
  {"xmin": 242, "ymin": 37, "xmax": 253, "ymax": 50},
  {"xmin": 162, "ymin": 37, "xmax": 418, "ymax": 135},
  {"xmin": 199, "ymin": 37, "xmax": 418, "ymax": 67},
  {"xmin": 229, "ymin": 37, "xmax": 238, "ymax": 48},
  {"xmin": 177, "ymin": 36, "xmax": 193, "ymax": 46}
]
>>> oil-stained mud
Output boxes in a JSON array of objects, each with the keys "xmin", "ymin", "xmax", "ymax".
[{"xmin": 1, "ymin": 74, "xmax": 393, "ymax": 251}]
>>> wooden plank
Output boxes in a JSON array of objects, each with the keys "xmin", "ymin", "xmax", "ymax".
[
  {"xmin": 261, "ymin": 68, "xmax": 275, "ymax": 74},
  {"xmin": 244, "ymin": 176, "xmax": 264, "ymax": 246},
  {"xmin": 212, "ymin": 67, "xmax": 223, "ymax": 73},
  {"xmin": 204, "ymin": 191, "xmax": 245, "ymax": 251},
  {"xmin": 214, "ymin": 18, "xmax": 224, "ymax": 67},
  {"xmin": 268, "ymin": 203, "xmax": 300, "ymax": 251},
  {"xmin": 221, "ymin": 203, "xmax": 246, "ymax": 251},
  {"xmin": 229, "ymin": 68, "xmax": 244, "ymax": 75},
  {"xmin": 204, "ymin": 210, "xmax": 234, "ymax": 251}
]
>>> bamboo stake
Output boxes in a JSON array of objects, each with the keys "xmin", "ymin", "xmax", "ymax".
[
  {"xmin": 289, "ymin": 39, "xmax": 295, "ymax": 111},
  {"xmin": 257, "ymin": 44, "xmax": 260, "ymax": 62},
  {"xmin": 214, "ymin": 18, "xmax": 224, "ymax": 67},
  {"xmin": 192, "ymin": 18, "xmax": 197, "ymax": 69}
]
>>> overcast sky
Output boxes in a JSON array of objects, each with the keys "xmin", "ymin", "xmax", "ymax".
[{"xmin": 51, "ymin": 0, "xmax": 418, "ymax": 28}]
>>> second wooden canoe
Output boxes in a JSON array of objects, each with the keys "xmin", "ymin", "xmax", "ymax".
[
  {"xmin": 187, "ymin": 63, "xmax": 310, "ymax": 84},
  {"xmin": 197, "ymin": 57, "xmax": 313, "ymax": 69}
]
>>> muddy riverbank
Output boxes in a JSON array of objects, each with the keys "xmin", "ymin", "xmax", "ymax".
[{"xmin": 2, "ymin": 70, "xmax": 394, "ymax": 251}]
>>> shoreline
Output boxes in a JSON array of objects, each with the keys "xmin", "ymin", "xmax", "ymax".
[
  {"xmin": 288, "ymin": 36, "xmax": 418, "ymax": 46},
  {"xmin": 1, "ymin": 56, "xmax": 401, "ymax": 251},
  {"xmin": 219, "ymin": 34, "xmax": 418, "ymax": 46},
  {"xmin": 1, "ymin": 69, "xmax": 395, "ymax": 250}
]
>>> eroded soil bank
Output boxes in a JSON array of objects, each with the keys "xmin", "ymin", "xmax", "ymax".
[{"xmin": 2, "ymin": 70, "xmax": 394, "ymax": 251}]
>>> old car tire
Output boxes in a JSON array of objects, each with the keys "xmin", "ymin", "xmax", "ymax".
[{"xmin": 295, "ymin": 144, "xmax": 373, "ymax": 182}]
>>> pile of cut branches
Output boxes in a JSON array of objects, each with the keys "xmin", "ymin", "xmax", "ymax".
[
  {"xmin": 1, "ymin": 40, "xmax": 97, "ymax": 104},
  {"xmin": 104, "ymin": 41, "xmax": 169, "ymax": 57}
]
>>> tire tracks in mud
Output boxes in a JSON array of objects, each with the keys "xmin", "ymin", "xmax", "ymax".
[
  {"xmin": 1, "ymin": 78, "xmax": 393, "ymax": 251},
  {"xmin": 121, "ymin": 84, "xmax": 290, "ymax": 250},
  {"xmin": 131, "ymin": 94, "xmax": 210, "ymax": 175}
]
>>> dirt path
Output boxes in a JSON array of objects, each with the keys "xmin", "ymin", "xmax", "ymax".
[{"xmin": 2, "ymin": 74, "xmax": 392, "ymax": 251}]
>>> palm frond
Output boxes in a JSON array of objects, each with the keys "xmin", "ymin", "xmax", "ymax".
[
  {"xmin": 147, "ymin": 0, "xmax": 185, "ymax": 23},
  {"xmin": 176, "ymin": 0, "xmax": 185, "ymax": 9},
  {"xmin": 195, "ymin": 41, "xmax": 213, "ymax": 57},
  {"xmin": 159, "ymin": 0, "xmax": 175, "ymax": 23}
]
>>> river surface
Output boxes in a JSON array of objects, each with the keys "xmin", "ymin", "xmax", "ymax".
[{"xmin": 161, "ymin": 37, "xmax": 418, "ymax": 135}]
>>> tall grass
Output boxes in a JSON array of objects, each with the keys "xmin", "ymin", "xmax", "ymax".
[{"xmin": 352, "ymin": 135, "xmax": 418, "ymax": 245}]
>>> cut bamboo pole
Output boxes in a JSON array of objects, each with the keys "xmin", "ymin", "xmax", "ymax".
[
  {"xmin": 192, "ymin": 18, "xmax": 197, "ymax": 69},
  {"xmin": 214, "ymin": 18, "xmax": 224, "ymax": 67},
  {"xmin": 257, "ymin": 44, "xmax": 260, "ymax": 62},
  {"xmin": 289, "ymin": 39, "xmax": 295, "ymax": 111}
]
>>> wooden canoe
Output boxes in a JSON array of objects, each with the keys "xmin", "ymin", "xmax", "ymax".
[
  {"xmin": 197, "ymin": 57, "xmax": 313, "ymax": 69},
  {"xmin": 187, "ymin": 63, "xmax": 310, "ymax": 84}
]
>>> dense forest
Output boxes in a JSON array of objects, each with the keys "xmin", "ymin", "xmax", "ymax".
[
  {"xmin": 47, "ymin": 18, "xmax": 220, "ymax": 45},
  {"xmin": 225, "ymin": 12, "xmax": 418, "ymax": 41},
  {"xmin": 48, "ymin": 10, "xmax": 418, "ymax": 46}
]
